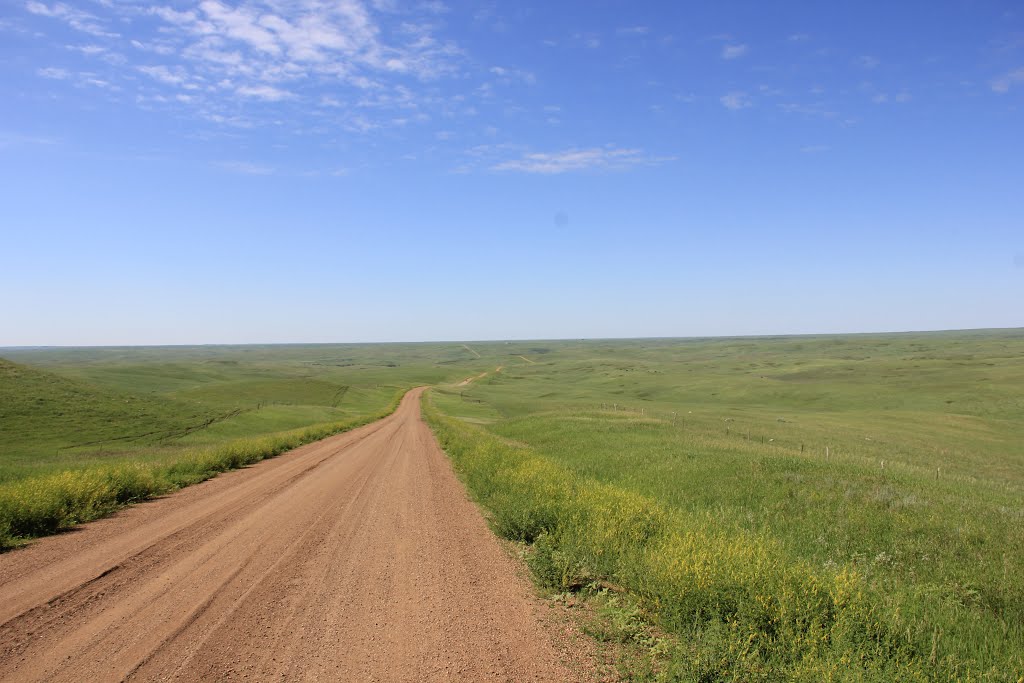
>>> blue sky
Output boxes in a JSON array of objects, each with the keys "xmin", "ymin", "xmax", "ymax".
[{"xmin": 2, "ymin": 0, "xmax": 1022, "ymax": 345}]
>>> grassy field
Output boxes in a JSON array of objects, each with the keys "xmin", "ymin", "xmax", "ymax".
[
  {"xmin": 424, "ymin": 330, "xmax": 1024, "ymax": 681},
  {"xmin": 3, "ymin": 332, "xmax": 1022, "ymax": 679},
  {"xmin": 0, "ymin": 342, "xmax": 493, "ymax": 547}
]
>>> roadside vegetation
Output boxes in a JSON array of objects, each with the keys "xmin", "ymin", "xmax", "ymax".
[
  {"xmin": 0, "ymin": 343, "xmax": 490, "ymax": 549},
  {"xmin": 424, "ymin": 330, "xmax": 1024, "ymax": 681}
]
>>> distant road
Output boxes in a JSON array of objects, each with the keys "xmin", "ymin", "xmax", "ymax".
[{"xmin": 0, "ymin": 389, "xmax": 579, "ymax": 682}]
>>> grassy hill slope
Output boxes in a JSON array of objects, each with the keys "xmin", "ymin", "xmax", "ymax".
[
  {"xmin": 425, "ymin": 330, "xmax": 1024, "ymax": 681},
  {"xmin": 0, "ymin": 358, "xmax": 213, "ymax": 480}
]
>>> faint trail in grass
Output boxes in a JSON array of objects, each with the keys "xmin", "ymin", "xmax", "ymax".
[
  {"xmin": 58, "ymin": 409, "xmax": 247, "ymax": 454},
  {"xmin": 457, "ymin": 366, "xmax": 502, "ymax": 387},
  {"xmin": 329, "ymin": 385, "xmax": 350, "ymax": 408}
]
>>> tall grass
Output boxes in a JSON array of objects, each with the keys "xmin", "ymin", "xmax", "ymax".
[
  {"xmin": 0, "ymin": 390, "xmax": 406, "ymax": 551},
  {"xmin": 423, "ymin": 393, "xmax": 1023, "ymax": 681}
]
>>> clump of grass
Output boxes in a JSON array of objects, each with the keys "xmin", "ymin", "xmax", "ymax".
[
  {"xmin": 423, "ymin": 392, "xmax": 1024, "ymax": 681},
  {"xmin": 0, "ymin": 391, "xmax": 405, "ymax": 551}
]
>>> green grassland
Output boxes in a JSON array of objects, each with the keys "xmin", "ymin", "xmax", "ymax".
[
  {"xmin": 0, "ymin": 342, "xmax": 494, "ymax": 547},
  {"xmin": 424, "ymin": 330, "xmax": 1024, "ymax": 681},
  {"xmin": 3, "ymin": 332, "xmax": 1022, "ymax": 679}
]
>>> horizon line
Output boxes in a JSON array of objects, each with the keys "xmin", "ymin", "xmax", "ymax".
[{"xmin": 2, "ymin": 325, "xmax": 1022, "ymax": 350}]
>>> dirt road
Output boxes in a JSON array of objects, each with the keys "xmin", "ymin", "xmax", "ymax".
[{"xmin": 0, "ymin": 389, "xmax": 586, "ymax": 682}]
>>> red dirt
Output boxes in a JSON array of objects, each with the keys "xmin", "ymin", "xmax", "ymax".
[{"xmin": 0, "ymin": 388, "xmax": 589, "ymax": 682}]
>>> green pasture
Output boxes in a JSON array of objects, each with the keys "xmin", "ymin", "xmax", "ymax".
[
  {"xmin": 3, "ymin": 331, "xmax": 1022, "ymax": 679},
  {"xmin": 0, "ymin": 342, "xmax": 488, "ymax": 482},
  {"xmin": 0, "ymin": 342, "xmax": 491, "ymax": 547},
  {"xmin": 426, "ymin": 329, "xmax": 1024, "ymax": 681}
]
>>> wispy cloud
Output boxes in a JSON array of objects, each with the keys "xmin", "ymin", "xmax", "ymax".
[
  {"xmin": 778, "ymin": 101, "xmax": 839, "ymax": 119},
  {"xmin": 153, "ymin": 1, "xmax": 462, "ymax": 83},
  {"xmin": 78, "ymin": 74, "xmax": 116, "ymax": 90},
  {"xmin": 236, "ymin": 84, "xmax": 295, "ymax": 101},
  {"xmin": 0, "ymin": 131, "xmax": 59, "ymax": 148},
  {"xmin": 571, "ymin": 31, "xmax": 601, "ymax": 49},
  {"xmin": 720, "ymin": 91, "xmax": 752, "ymax": 110},
  {"xmin": 617, "ymin": 26, "xmax": 649, "ymax": 36},
  {"xmin": 214, "ymin": 160, "xmax": 273, "ymax": 175},
  {"xmin": 418, "ymin": 1, "xmax": 450, "ymax": 15},
  {"xmin": 37, "ymin": 66, "xmax": 118, "ymax": 90},
  {"xmin": 992, "ymin": 67, "xmax": 1024, "ymax": 93},
  {"xmin": 137, "ymin": 65, "xmax": 191, "ymax": 87},
  {"xmin": 489, "ymin": 65, "xmax": 536, "ymax": 85},
  {"xmin": 492, "ymin": 146, "xmax": 671, "ymax": 174},
  {"xmin": 25, "ymin": 1, "xmax": 118, "ymax": 38},
  {"xmin": 856, "ymin": 55, "xmax": 880, "ymax": 69},
  {"xmin": 24, "ymin": 0, "xmax": 467, "ymax": 134},
  {"xmin": 37, "ymin": 66, "xmax": 71, "ymax": 79},
  {"xmin": 66, "ymin": 44, "xmax": 109, "ymax": 57},
  {"xmin": 130, "ymin": 39, "xmax": 176, "ymax": 56},
  {"xmin": 722, "ymin": 44, "xmax": 748, "ymax": 60}
]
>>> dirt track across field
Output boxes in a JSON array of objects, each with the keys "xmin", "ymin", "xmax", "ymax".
[{"xmin": 0, "ymin": 388, "xmax": 588, "ymax": 682}]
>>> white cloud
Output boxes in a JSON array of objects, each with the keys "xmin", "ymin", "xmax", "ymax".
[
  {"xmin": 778, "ymin": 101, "xmax": 838, "ymax": 119},
  {"xmin": 37, "ymin": 66, "xmax": 70, "ymax": 79},
  {"xmin": 79, "ymin": 74, "xmax": 115, "ymax": 89},
  {"xmin": 140, "ymin": 0, "xmax": 463, "ymax": 107},
  {"xmin": 722, "ymin": 44, "xmax": 748, "ymax": 60},
  {"xmin": 418, "ymin": 1, "xmax": 449, "ymax": 14},
  {"xmin": 138, "ymin": 65, "xmax": 190, "ymax": 86},
  {"xmin": 617, "ymin": 26, "xmax": 649, "ymax": 36},
  {"xmin": 571, "ymin": 32, "xmax": 601, "ymax": 49},
  {"xmin": 492, "ymin": 146, "xmax": 671, "ymax": 174},
  {"xmin": 150, "ymin": 7, "xmax": 197, "ymax": 25},
  {"xmin": 214, "ymin": 160, "xmax": 273, "ymax": 174},
  {"xmin": 720, "ymin": 91, "xmax": 751, "ymax": 110},
  {"xmin": 66, "ymin": 44, "xmax": 107, "ymax": 56},
  {"xmin": 992, "ymin": 67, "xmax": 1024, "ymax": 93},
  {"xmin": 200, "ymin": 1, "xmax": 280, "ymax": 55},
  {"xmin": 489, "ymin": 65, "xmax": 535, "ymax": 85},
  {"xmin": 856, "ymin": 55, "xmax": 880, "ymax": 69},
  {"xmin": 236, "ymin": 84, "xmax": 295, "ymax": 100},
  {"xmin": 344, "ymin": 114, "xmax": 379, "ymax": 133},
  {"xmin": 23, "ymin": 0, "xmax": 460, "ymax": 139},
  {"xmin": 25, "ymin": 1, "xmax": 117, "ymax": 37},
  {"xmin": 131, "ymin": 39, "xmax": 176, "ymax": 56}
]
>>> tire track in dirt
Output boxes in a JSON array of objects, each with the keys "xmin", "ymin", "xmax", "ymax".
[{"xmin": 0, "ymin": 389, "xmax": 588, "ymax": 682}]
